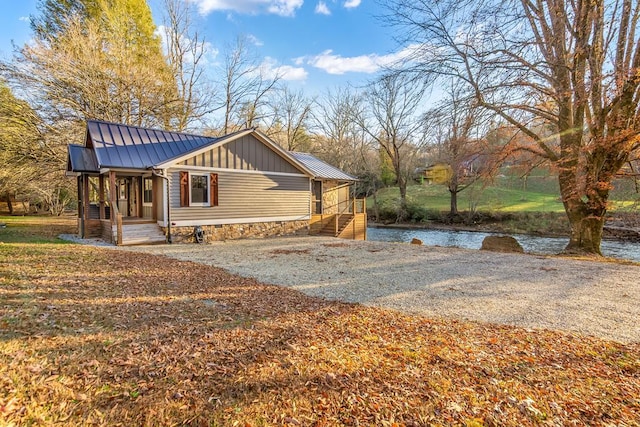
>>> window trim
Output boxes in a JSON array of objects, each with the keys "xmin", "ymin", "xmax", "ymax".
[
  {"xmin": 179, "ymin": 171, "xmax": 218, "ymax": 208},
  {"xmin": 142, "ymin": 177, "xmax": 153, "ymax": 206},
  {"xmin": 189, "ymin": 173, "xmax": 210, "ymax": 207}
]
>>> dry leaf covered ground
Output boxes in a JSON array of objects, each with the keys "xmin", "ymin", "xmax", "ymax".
[
  {"xmin": 1, "ymin": 217, "xmax": 639, "ymax": 426},
  {"xmin": 128, "ymin": 237, "xmax": 640, "ymax": 344}
]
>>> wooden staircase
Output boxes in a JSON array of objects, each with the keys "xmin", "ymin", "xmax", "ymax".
[
  {"xmin": 114, "ymin": 221, "xmax": 166, "ymax": 245},
  {"xmin": 310, "ymin": 213, "xmax": 367, "ymax": 240},
  {"xmin": 316, "ymin": 214, "xmax": 355, "ymax": 237}
]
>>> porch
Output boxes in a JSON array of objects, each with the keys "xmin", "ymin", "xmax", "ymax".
[
  {"xmin": 76, "ymin": 171, "xmax": 166, "ymax": 246},
  {"xmin": 308, "ymin": 181, "xmax": 367, "ymax": 240}
]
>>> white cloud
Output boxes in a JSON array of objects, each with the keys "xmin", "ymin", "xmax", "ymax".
[
  {"xmin": 343, "ymin": 0, "xmax": 361, "ymax": 8},
  {"xmin": 187, "ymin": 0, "xmax": 303, "ymax": 17},
  {"xmin": 247, "ymin": 34, "xmax": 264, "ymax": 47},
  {"xmin": 315, "ymin": 1, "xmax": 331, "ymax": 15},
  {"xmin": 19, "ymin": 16, "xmax": 30, "ymax": 22},
  {"xmin": 299, "ymin": 45, "xmax": 420, "ymax": 75},
  {"xmin": 259, "ymin": 57, "xmax": 308, "ymax": 81}
]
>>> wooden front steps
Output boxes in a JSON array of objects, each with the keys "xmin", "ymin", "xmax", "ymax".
[
  {"xmin": 115, "ymin": 221, "xmax": 166, "ymax": 245},
  {"xmin": 310, "ymin": 213, "xmax": 367, "ymax": 240},
  {"xmin": 317, "ymin": 214, "xmax": 354, "ymax": 237}
]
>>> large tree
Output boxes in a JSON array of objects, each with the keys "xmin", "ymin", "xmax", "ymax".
[
  {"xmin": 0, "ymin": 81, "xmax": 74, "ymax": 214},
  {"xmin": 312, "ymin": 87, "xmax": 370, "ymax": 174},
  {"xmin": 0, "ymin": 0, "xmax": 181, "ymax": 212},
  {"xmin": 384, "ymin": 0, "xmax": 640, "ymax": 255},
  {"xmin": 216, "ymin": 35, "xmax": 281, "ymax": 134},
  {"xmin": 161, "ymin": 0, "xmax": 213, "ymax": 131},
  {"xmin": 3, "ymin": 0, "xmax": 177, "ymax": 128},
  {"xmin": 266, "ymin": 87, "xmax": 314, "ymax": 151}
]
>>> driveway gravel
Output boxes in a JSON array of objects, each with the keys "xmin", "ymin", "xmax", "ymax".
[{"xmin": 120, "ymin": 236, "xmax": 640, "ymax": 343}]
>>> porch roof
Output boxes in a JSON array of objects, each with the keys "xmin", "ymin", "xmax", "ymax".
[
  {"xmin": 289, "ymin": 152, "xmax": 358, "ymax": 181},
  {"xmin": 67, "ymin": 145, "xmax": 99, "ymax": 173}
]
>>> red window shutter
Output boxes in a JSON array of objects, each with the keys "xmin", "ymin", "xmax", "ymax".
[
  {"xmin": 210, "ymin": 173, "xmax": 218, "ymax": 207},
  {"xmin": 179, "ymin": 171, "xmax": 189, "ymax": 207}
]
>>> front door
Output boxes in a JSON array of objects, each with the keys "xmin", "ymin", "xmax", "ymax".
[
  {"xmin": 128, "ymin": 177, "xmax": 139, "ymax": 217},
  {"xmin": 312, "ymin": 180, "xmax": 322, "ymax": 214},
  {"xmin": 116, "ymin": 177, "xmax": 140, "ymax": 218}
]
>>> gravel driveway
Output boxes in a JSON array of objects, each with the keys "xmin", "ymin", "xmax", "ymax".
[{"xmin": 123, "ymin": 236, "xmax": 640, "ymax": 344}]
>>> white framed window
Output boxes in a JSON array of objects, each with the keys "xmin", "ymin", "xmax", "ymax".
[
  {"xmin": 143, "ymin": 177, "xmax": 153, "ymax": 205},
  {"xmin": 179, "ymin": 171, "xmax": 218, "ymax": 207},
  {"xmin": 189, "ymin": 173, "xmax": 210, "ymax": 206}
]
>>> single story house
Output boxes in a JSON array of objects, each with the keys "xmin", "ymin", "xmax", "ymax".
[{"xmin": 66, "ymin": 120, "xmax": 366, "ymax": 245}]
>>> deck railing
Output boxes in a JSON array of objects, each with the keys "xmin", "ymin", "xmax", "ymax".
[{"xmin": 310, "ymin": 198, "xmax": 367, "ymax": 239}]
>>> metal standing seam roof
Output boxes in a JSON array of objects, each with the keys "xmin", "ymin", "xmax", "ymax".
[
  {"xmin": 68, "ymin": 121, "xmax": 357, "ymax": 181},
  {"xmin": 67, "ymin": 145, "xmax": 99, "ymax": 173},
  {"xmin": 86, "ymin": 120, "xmax": 218, "ymax": 170},
  {"xmin": 289, "ymin": 152, "xmax": 358, "ymax": 181}
]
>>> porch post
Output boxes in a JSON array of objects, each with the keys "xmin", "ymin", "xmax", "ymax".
[
  {"xmin": 151, "ymin": 176, "xmax": 158, "ymax": 221},
  {"xmin": 77, "ymin": 175, "xmax": 84, "ymax": 237},
  {"xmin": 108, "ymin": 171, "xmax": 117, "ymax": 226},
  {"xmin": 99, "ymin": 175, "xmax": 106, "ymax": 219},
  {"xmin": 82, "ymin": 174, "xmax": 90, "ymax": 236}
]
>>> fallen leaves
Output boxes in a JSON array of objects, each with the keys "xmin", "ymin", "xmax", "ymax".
[{"xmin": 0, "ymin": 217, "xmax": 639, "ymax": 426}]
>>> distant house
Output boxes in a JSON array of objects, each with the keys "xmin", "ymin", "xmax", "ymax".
[{"xmin": 66, "ymin": 120, "xmax": 366, "ymax": 245}]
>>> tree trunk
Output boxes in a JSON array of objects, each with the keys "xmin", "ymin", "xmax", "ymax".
[
  {"xmin": 449, "ymin": 175, "xmax": 459, "ymax": 216},
  {"xmin": 559, "ymin": 165, "xmax": 607, "ymax": 256},
  {"xmin": 449, "ymin": 189, "xmax": 458, "ymax": 216},
  {"xmin": 2, "ymin": 193, "xmax": 14, "ymax": 215},
  {"xmin": 397, "ymin": 175, "xmax": 408, "ymax": 222},
  {"xmin": 371, "ymin": 190, "xmax": 380, "ymax": 222},
  {"xmin": 563, "ymin": 201, "xmax": 605, "ymax": 255}
]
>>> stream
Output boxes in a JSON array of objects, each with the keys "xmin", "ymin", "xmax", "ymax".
[{"xmin": 367, "ymin": 226, "xmax": 640, "ymax": 263}]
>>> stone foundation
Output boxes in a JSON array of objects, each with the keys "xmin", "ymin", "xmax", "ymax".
[{"xmin": 167, "ymin": 220, "xmax": 310, "ymax": 243}]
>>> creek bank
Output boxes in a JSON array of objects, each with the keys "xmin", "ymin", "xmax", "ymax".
[{"xmin": 371, "ymin": 212, "xmax": 640, "ymax": 242}]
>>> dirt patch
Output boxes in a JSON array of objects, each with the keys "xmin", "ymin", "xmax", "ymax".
[
  {"xmin": 323, "ymin": 242, "xmax": 350, "ymax": 248},
  {"xmin": 270, "ymin": 248, "xmax": 310, "ymax": 255}
]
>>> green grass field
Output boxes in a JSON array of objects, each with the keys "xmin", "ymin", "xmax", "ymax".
[
  {"xmin": 0, "ymin": 215, "xmax": 76, "ymax": 244},
  {"xmin": 370, "ymin": 182, "xmax": 566, "ymax": 214},
  {"xmin": 370, "ymin": 175, "xmax": 640, "ymax": 215}
]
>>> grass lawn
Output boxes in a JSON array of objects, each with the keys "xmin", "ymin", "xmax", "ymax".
[
  {"xmin": 1, "ymin": 217, "xmax": 639, "ymax": 425},
  {"xmin": 371, "ymin": 183, "xmax": 565, "ymax": 214},
  {"xmin": 370, "ymin": 180, "xmax": 640, "ymax": 215}
]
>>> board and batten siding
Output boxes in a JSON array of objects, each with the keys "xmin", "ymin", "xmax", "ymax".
[
  {"xmin": 168, "ymin": 169, "xmax": 311, "ymax": 225},
  {"xmin": 178, "ymin": 134, "xmax": 300, "ymax": 174}
]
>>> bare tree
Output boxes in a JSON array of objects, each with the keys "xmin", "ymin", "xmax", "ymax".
[
  {"xmin": 356, "ymin": 74, "xmax": 426, "ymax": 218},
  {"xmin": 312, "ymin": 87, "xmax": 369, "ymax": 173},
  {"xmin": 162, "ymin": 0, "xmax": 213, "ymax": 131},
  {"xmin": 0, "ymin": 81, "xmax": 75, "ymax": 214},
  {"xmin": 425, "ymin": 84, "xmax": 495, "ymax": 217},
  {"xmin": 266, "ymin": 86, "xmax": 314, "ymax": 151},
  {"xmin": 384, "ymin": 0, "xmax": 640, "ymax": 255},
  {"xmin": 216, "ymin": 36, "xmax": 281, "ymax": 134}
]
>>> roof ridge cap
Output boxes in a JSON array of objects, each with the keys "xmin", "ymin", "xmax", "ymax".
[{"xmin": 87, "ymin": 119, "xmax": 216, "ymax": 140}]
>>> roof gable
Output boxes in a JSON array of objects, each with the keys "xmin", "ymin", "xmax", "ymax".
[
  {"xmin": 156, "ymin": 128, "xmax": 315, "ymax": 177},
  {"xmin": 177, "ymin": 133, "xmax": 303, "ymax": 174}
]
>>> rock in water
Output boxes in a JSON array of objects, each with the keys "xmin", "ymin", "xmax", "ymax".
[
  {"xmin": 480, "ymin": 235, "xmax": 524, "ymax": 253},
  {"xmin": 410, "ymin": 238, "xmax": 423, "ymax": 245}
]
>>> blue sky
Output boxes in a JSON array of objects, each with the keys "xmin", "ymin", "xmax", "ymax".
[{"xmin": 0, "ymin": 0, "xmax": 406, "ymax": 95}]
